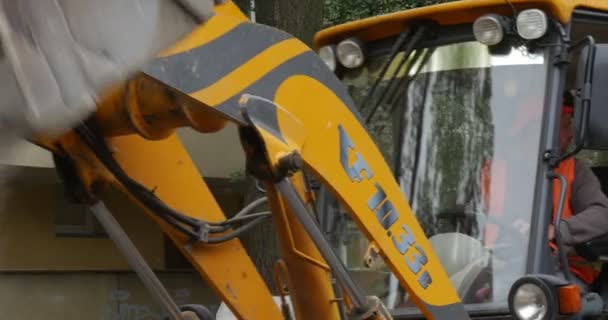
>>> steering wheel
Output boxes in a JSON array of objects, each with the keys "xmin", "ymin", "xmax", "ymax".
[{"xmin": 435, "ymin": 211, "xmax": 528, "ymax": 263}]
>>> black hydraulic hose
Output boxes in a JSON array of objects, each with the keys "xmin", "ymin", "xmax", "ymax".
[
  {"xmin": 216, "ymin": 211, "xmax": 271, "ymax": 225},
  {"xmin": 75, "ymin": 124, "xmax": 270, "ymax": 243},
  {"xmin": 360, "ymin": 28, "xmax": 413, "ymax": 118},
  {"xmin": 75, "ymin": 125, "xmax": 204, "ymax": 237},
  {"xmin": 365, "ymin": 49, "xmax": 425, "ymax": 139},
  {"xmin": 368, "ymin": 48, "xmax": 421, "ymax": 121},
  {"xmin": 365, "ymin": 26, "xmax": 429, "ymax": 124},
  {"xmin": 383, "ymin": 49, "xmax": 423, "ymax": 113},
  {"xmin": 387, "ymin": 48, "xmax": 434, "ymax": 115},
  {"xmin": 210, "ymin": 196, "xmax": 268, "ymax": 225},
  {"xmin": 206, "ymin": 216, "xmax": 269, "ymax": 244}
]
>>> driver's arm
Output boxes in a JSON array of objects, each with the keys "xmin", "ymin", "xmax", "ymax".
[{"xmin": 560, "ymin": 159, "xmax": 608, "ymax": 245}]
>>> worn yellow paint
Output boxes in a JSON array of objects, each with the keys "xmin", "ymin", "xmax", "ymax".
[
  {"xmin": 314, "ymin": 0, "xmax": 608, "ymax": 49},
  {"xmin": 29, "ymin": 0, "xmax": 501, "ymax": 317},
  {"xmin": 159, "ymin": 17, "xmax": 243, "ymax": 57},
  {"xmin": 108, "ymin": 134, "xmax": 283, "ymax": 320},
  {"xmin": 159, "ymin": 18, "xmax": 243, "ymax": 57},
  {"xmin": 160, "ymin": 1, "xmax": 248, "ymax": 57},
  {"xmin": 245, "ymin": 74, "xmax": 462, "ymax": 318},
  {"xmin": 191, "ymin": 38, "xmax": 310, "ymax": 106},
  {"xmin": 264, "ymin": 176, "xmax": 341, "ymax": 320}
]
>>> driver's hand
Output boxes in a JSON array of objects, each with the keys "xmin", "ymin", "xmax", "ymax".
[
  {"xmin": 548, "ymin": 224, "xmax": 555, "ymax": 241},
  {"xmin": 363, "ymin": 242, "xmax": 384, "ymax": 270}
]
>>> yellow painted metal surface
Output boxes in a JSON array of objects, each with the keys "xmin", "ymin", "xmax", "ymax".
[
  {"xmin": 265, "ymin": 174, "xmax": 341, "ymax": 320},
  {"xmin": 160, "ymin": 2, "xmax": 248, "ymax": 57},
  {"xmin": 313, "ymin": 0, "xmax": 608, "ymax": 49},
  {"xmin": 30, "ymin": 0, "xmax": 480, "ymax": 318},
  {"xmin": 35, "ymin": 3, "xmax": 287, "ymax": 312},
  {"xmin": 191, "ymin": 38, "xmax": 310, "ymax": 107},
  {"xmin": 32, "ymin": 0, "xmax": 608, "ymax": 316},
  {"xmin": 107, "ymin": 134, "xmax": 283, "ymax": 320},
  {"xmin": 236, "ymin": 95, "xmax": 342, "ymax": 318},
  {"xmin": 95, "ymin": 75, "xmax": 227, "ymax": 139},
  {"xmin": 134, "ymin": 0, "xmax": 463, "ymax": 316},
  {"xmin": 242, "ymin": 74, "xmax": 465, "ymax": 319}
]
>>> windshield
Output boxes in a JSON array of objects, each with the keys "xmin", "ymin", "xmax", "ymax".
[{"xmin": 334, "ymin": 38, "xmax": 548, "ymax": 311}]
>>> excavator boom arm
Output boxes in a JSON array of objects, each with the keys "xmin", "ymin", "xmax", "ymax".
[{"xmin": 33, "ymin": 1, "xmax": 469, "ymax": 319}]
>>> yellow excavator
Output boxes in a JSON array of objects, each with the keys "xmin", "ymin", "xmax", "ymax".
[{"xmin": 3, "ymin": 0, "xmax": 608, "ymax": 319}]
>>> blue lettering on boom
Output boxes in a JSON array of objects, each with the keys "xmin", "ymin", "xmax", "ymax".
[
  {"xmin": 339, "ymin": 125, "xmax": 374, "ymax": 182},
  {"xmin": 338, "ymin": 125, "xmax": 431, "ymax": 289}
]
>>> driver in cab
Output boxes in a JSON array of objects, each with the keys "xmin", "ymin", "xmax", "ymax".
[
  {"xmin": 549, "ymin": 95, "xmax": 608, "ymax": 290},
  {"xmin": 476, "ymin": 93, "xmax": 608, "ymax": 302}
]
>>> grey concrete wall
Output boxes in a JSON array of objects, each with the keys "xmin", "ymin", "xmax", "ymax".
[
  {"xmin": 0, "ymin": 123, "xmax": 251, "ymax": 319},
  {"xmin": 0, "ymin": 125, "xmax": 246, "ymax": 179},
  {"xmin": 0, "ymin": 168, "xmax": 165, "ymax": 271},
  {"xmin": 0, "ymin": 272, "xmax": 220, "ymax": 319}
]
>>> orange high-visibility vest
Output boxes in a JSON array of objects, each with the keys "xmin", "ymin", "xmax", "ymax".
[
  {"xmin": 552, "ymin": 158, "xmax": 600, "ymax": 285},
  {"xmin": 480, "ymin": 158, "xmax": 506, "ymax": 245},
  {"xmin": 481, "ymin": 157, "xmax": 599, "ymax": 285}
]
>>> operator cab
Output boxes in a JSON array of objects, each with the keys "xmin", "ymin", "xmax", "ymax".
[
  {"xmin": 315, "ymin": 1, "xmax": 608, "ymax": 319},
  {"xmin": 566, "ymin": 10, "xmax": 608, "ymax": 307}
]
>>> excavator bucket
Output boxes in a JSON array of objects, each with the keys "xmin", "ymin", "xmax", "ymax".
[{"xmin": 0, "ymin": 0, "xmax": 214, "ymax": 137}]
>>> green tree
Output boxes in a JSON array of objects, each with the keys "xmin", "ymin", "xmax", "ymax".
[
  {"xmin": 256, "ymin": 0, "xmax": 325, "ymax": 45},
  {"xmin": 324, "ymin": 0, "xmax": 454, "ymax": 26},
  {"xmin": 232, "ymin": 0, "xmax": 249, "ymax": 13},
  {"xmin": 232, "ymin": 0, "xmax": 325, "ymax": 45}
]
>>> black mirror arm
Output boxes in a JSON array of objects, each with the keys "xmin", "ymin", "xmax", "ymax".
[
  {"xmin": 547, "ymin": 171, "xmax": 574, "ymax": 283},
  {"xmin": 556, "ymin": 36, "xmax": 596, "ymax": 165}
]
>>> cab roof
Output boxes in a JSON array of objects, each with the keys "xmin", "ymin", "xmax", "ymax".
[{"xmin": 313, "ymin": 0, "xmax": 608, "ymax": 49}]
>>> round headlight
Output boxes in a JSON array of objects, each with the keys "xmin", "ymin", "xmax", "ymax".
[
  {"xmin": 336, "ymin": 38, "xmax": 365, "ymax": 69},
  {"xmin": 473, "ymin": 14, "xmax": 505, "ymax": 46},
  {"xmin": 509, "ymin": 276, "xmax": 559, "ymax": 320},
  {"xmin": 513, "ymin": 283, "xmax": 548, "ymax": 320},
  {"xmin": 318, "ymin": 45, "xmax": 337, "ymax": 71},
  {"xmin": 517, "ymin": 9, "xmax": 548, "ymax": 40}
]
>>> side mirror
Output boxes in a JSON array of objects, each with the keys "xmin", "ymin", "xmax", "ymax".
[{"xmin": 573, "ymin": 39, "xmax": 608, "ymax": 150}]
